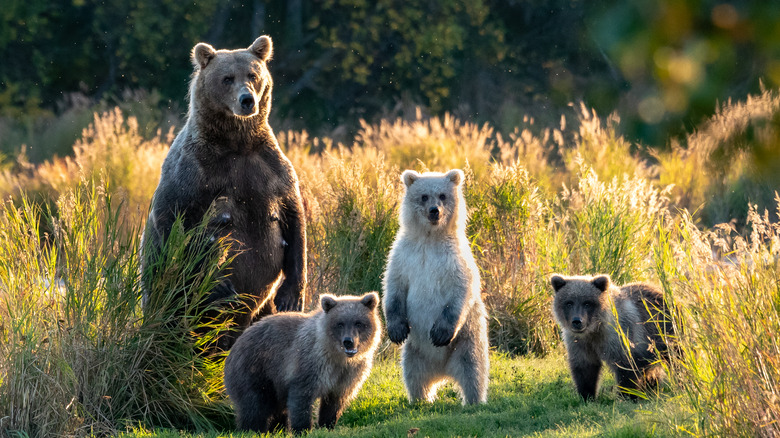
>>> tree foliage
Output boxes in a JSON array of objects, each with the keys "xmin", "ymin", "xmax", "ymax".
[{"xmin": 0, "ymin": 0, "xmax": 777, "ymax": 145}]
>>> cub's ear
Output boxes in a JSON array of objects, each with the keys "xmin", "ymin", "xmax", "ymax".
[
  {"xmin": 592, "ymin": 275, "xmax": 611, "ymax": 293},
  {"xmin": 550, "ymin": 274, "xmax": 567, "ymax": 293},
  {"xmin": 321, "ymin": 294, "xmax": 338, "ymax": 313},
  {"xmin": 192, "ymin": 42, "xmax": 216, "ymax": 70},
  {"xmin": 360, "ymin": 292, "xmax": 379, "ymax": 311},
  {"xmin": 401, "ymin": 170, "xmax": 420, "ymax": 187},
  {"xmin": 249, "ymin": 35, "xmax": 273, "ymax": 62},
  {"xmin": 446, "ymin": 169, "xmax": 464, "ymax": 186}
]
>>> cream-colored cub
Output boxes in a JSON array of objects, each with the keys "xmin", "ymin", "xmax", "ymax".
[{"xmin": 382, "ymin": 169, "xmax": 488, "ymax": 405}]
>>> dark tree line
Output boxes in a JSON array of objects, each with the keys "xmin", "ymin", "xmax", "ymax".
[{"xmin": 1, "ymin": 0, "xmax": 778, "ymax": 144}]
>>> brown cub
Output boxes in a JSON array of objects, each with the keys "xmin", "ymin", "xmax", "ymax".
[
  {"xmin": 223, "ymin": 292, "xmax": 381, "ymax": 433},
  {"xmin": 551, "ymin": 274, "xmax": 673, "ymax": 400}
]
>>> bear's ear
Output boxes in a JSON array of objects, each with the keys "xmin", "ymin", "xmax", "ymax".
[
  {"xmin": 360, "ymin": 292, "xmax": 379, "ymax": 311},
  {"xmin": 446, "ymin": 169, "xmax": 464, "ymax": 186},
  {"xmin": 550, "ymin": 274, "xmax": 567, "ymax": 293},
  {"xmin": 401, "ymin": 170, "xmax": 420, "ymax": 187},
  {"xmin": 321, "ymin": 294, "xmax": 338, "ymax": 313},
  {"xmin": 592, "ymin": 275, "xmax": 611, "ymax": 293},
  {"xmin": 192, "ymin": 42, "xmax": 216, "ymax": 70},
  {"xmin": 249, "ymin": 35, "xmax": 273, "ymax": 62}
]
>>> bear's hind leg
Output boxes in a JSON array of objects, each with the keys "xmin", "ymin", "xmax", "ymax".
[
  {"xmin": 267, "ymin": 407, "xmax": 288, "ymax": 432},
  {"xmin": 448, "ymin": 339, "xmax": 488, "ymax": 404},
  {"xmin": 402, "ymin": 345, "xmax": 441, "ymax": 403},
  {"xmin": 233, "ymin": 391, "xmax": 274, "ymax": 432}
]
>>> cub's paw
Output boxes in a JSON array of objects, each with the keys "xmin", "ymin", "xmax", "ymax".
[
  {"xmin": 387, "ymin": 320, "xmax": 410, "ymax": 344},
  {"xmin": 429, "ymin": 322, "xmax": 455, "ymax": 347}
]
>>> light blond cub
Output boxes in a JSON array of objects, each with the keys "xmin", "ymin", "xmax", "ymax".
[{"xmin": 383, "ymin": 169, "xmax": 489, "ymax": 405}]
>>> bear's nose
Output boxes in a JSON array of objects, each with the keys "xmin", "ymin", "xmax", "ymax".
[
  {"xmin": 239, "ymin": 94, "xmax": 255, "ymax": 111},
  {"xmin": 343, "ymin": 338, "xmax": 354, "ymax": 349},
  {"xmin": 428, "ymin": 207, "xmax": 439, "ymax": 218},
  {"xmin": 571, "ymin": 317, "xmax": 582, "ymax": 330}
]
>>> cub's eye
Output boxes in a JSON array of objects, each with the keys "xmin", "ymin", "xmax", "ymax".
[
  {"xmin": 336, "ymin": 322, "xmax": 345, "ymax": 329},
  {"xmin": 222, "ymin": 76, "xmax": 234, "ymax": 85},
  {"xmin": 583, "ymin": 302, "xmax": 592, "ymax": 309},
  {"xmin": 355, "ymin": 322, "xmax": 365, "ymax": 329},
  {"xmin": 565, "ymin": 301, "xmax": 574, "ymax": 309},
  {"xmin": 248, "ymin": 73, "xmax": 257, "ymax": 81},
  {"xmin": 439, "ymin": 194, "xmax": 446, "ymax": 201},
  {"xmin": 421, "ymin": 195, "xmax": 429, "ymax": 202}
]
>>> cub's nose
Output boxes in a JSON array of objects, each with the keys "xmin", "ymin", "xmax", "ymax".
[
  {"xmin": 239, "ymin": 93, "xmax": 255, "ymax": 111},
  {"xmin": 343, "ymin": 338, "xmax": 354, "ymax": 350},
  {"xmin": 571, "ymin": 317, "xmax": 582, "ymax": 330},
  {"xmin": 428, "ymin": 207, "xmax": 440, "ymax": 219}
]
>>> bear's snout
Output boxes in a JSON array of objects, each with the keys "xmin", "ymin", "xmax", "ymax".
[
  {"xmin": 428, "ymin": 206, "xmax": 440, "ymax": 222},
  {"xmin": 343, "ymin": 337, "xmax": 357, "ymax": 357},
  {"xmin": 239, "ymin": 93, "xmax": 256, "ymax": 114},
  {"xmin": 571, "ymin": 316, "xmax": 583, "ymax": 331}
]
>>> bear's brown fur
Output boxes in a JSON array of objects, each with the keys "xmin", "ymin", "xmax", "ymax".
[
  {"xmin": 551, "ymin": 274, "xmax": 673, "ymax": 400},
  {"xmin": 223, "ymin": 292, "xmax": 381, "ymax": 433},
  {"xmin": 141, "ymin": 36, "xmax": 306, "ymax": 350}
]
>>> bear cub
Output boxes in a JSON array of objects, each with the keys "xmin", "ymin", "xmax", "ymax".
[
  {"xmin": 551, "ymin": 274, "xmax": 673, "ymax": 400},
  {"xmin": 224, "ymin": 292, "xmax": 381, "ymax": 433},
  {"xmin": 383, "ymin": 169, "xmax": 489, "ymax": 405}
]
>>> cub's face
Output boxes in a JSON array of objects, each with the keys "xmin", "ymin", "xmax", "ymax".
[
  {"xmin": 400, "ymin": 169, "xmax": 464, "ymax": 231},
  {"xmin": 551, "ymin": 274, "xmax": 611, "ymax": 335},
  {"xmin": 321, "ymin": 292, "xmax": 380, "ymax": 359},
  {"xmin": 191, "ymin": 36, "xmax": 273, "ymax": 119}
]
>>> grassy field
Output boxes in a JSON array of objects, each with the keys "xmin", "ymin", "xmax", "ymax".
[
  {"xmin": 1, "ymin": 89, "xmax": 779, "ymax": 437},
  {"xmin": 123, "ymin": 351, "xmax": 677, "ymax": 438}
]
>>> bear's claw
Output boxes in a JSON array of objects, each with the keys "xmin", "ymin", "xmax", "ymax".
[
  {"xmin": 387, "ymin": 321, "xmax": 410, "ymax": 344},
  {"xmin": 429, "ymin": 323, "xmax": 454, "ymax": 347}
]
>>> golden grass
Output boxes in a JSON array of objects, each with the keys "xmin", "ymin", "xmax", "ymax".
[{"xmin": 1, "ymin": 90, "xmax": 779, "ymax": 436}]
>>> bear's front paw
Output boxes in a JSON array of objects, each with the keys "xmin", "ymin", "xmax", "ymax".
[
  {"xmin": 274, "ymin": 283, "xmax": 302, "ymax": 312},
  {"xmin": 275, "ymin": 294, "xmax": 301, "ymax": 312},
  {"xmin": 429, "ymin": 322, "xmax": 455, "ymax": 347},
  {"xmin": 207, "ymin": 280, "xmax": 237, "ymax": 304},
  {"xmin": 387, "ymin": 321, "xmax": 410, "ymax": 344}
]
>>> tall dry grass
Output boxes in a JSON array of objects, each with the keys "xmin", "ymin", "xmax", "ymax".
[
  {"xmin": 654, "ymin": 197, "xmax": 780, "ymax": 437},
  {"xmin": 0, "ymin": 182, "xmax": 235, "ymax": 437},
  {"xmin": 654, "ymin": 86, "xmax": 780, "ymax": 227},
  {"xmin": 0, "ymin": 108, "xmax": 170, "ymax": 227},
  {"xmin": 0, "ymin": 89, "xmax": 779, "ymax": 436}
]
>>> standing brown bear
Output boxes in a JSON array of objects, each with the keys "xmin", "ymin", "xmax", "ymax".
[
  {"xmin": 551, "ymin": 274, "xmax": 673, "ymax": 400},
  {"xmin": 224, "ymin": 292, "xmax": 382, "ymax": 433},
  {"xmin": 142, "ymin": 36, "xmax": 306, "ymax": 350}
]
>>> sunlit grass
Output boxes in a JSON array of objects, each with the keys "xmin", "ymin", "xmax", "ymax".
[{"xmin": 1, "ymin": 89, "xmax": 779, "ymax": 436}]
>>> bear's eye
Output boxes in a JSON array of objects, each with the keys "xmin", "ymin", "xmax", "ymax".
[
  {"xmin": 336, "ymin": 322, "xmax": 345, "ymax": 329},
  {"xmin": 565, "ymin": 301, "xmax": 574, "ymax": 309},
  {"xmin": 439, "ymin": 194, "xmax": 446, "ymax": 201},
  {"xmin": 355, "ymin": 321, "xmax": 364, "ymax": 329},
  {"xmin": 421, "ymin": 195, "xmax": 429, "ymax": 202},
  {"xmin": 583, "ymin": 302, "xmax": 593, "ymax": 309},
  {"xmin": 248, "ymin": 72, "xmax": 257, "ymax": 81},
  {"xmin": 222, "ymin": 76, "xmax": 234, "ymax": 85}
]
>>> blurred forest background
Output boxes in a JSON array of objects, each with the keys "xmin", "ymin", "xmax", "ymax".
[
  {"xmin": 3, "ymin": 2, "xmax": 780, "ymax": 436},
  {"xmin": 2, "ymin": 0, "xmax": 779, "ymax": 158}
]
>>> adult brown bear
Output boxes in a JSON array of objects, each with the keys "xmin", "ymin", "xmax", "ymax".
[{"xmin": 142, "ymin": 36, "xmax": 306, "ymax": 350}]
